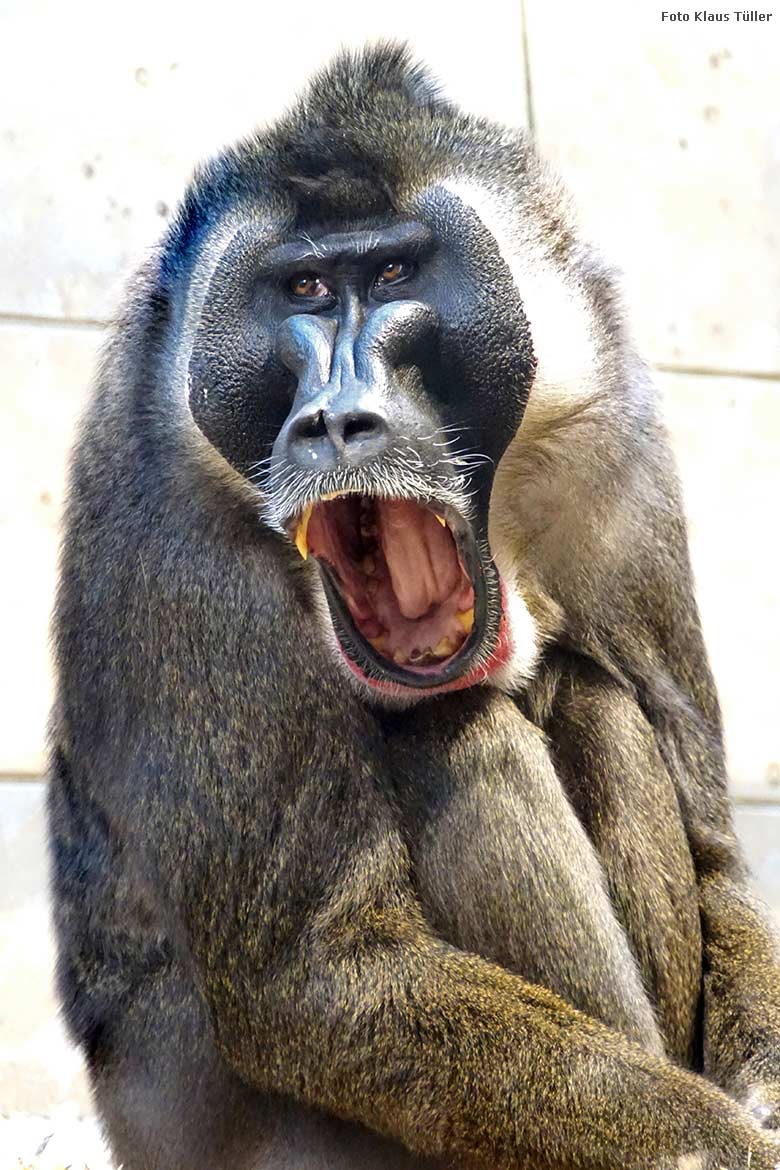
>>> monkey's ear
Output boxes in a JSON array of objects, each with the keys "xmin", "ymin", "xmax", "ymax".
[{"xmin": 311, "ymin": 40, "xmax": 452, "ymax": 113}]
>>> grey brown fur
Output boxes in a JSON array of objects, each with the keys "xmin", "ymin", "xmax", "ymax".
[{"xmin": 49, "ymin": 43, "xmax": 780, "ymax": 1170}]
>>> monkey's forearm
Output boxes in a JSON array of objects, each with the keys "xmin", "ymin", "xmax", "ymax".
[
  {"xmin": 668, "ymin": 714, "xmax": 780, "ymax": 1109},
  {"xmin": 700, "ymin": 869, "xmax": 780, "ymax": 1106},
  {"xmin": 202, "ymin": 925, "xmax": 778, "ymax": 1170}
]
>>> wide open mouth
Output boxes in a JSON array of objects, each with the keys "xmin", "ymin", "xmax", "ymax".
[{"xmin": 291, "ymin": 493, "xmax": 481, "ymax": 687}]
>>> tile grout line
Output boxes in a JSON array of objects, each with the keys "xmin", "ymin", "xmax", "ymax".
[
  {"xmin": 654, "ymin": 362, "xmax": 780, "ymax": 383},
  {"xmin": 0, "ymin": 312, "xmax": 106, "ymax": 331},
  {"xmin": 1, "ymin": 315, "xmax": 779, "ymax": 384}
]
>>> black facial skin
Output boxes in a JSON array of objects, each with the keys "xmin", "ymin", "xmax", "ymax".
[{"xmin": 188, "ymin": 188, "xmax": 536, "ymax": 688}]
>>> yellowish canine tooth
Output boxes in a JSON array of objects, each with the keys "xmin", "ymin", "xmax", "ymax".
[
  {"xmin": 368, "ymin": 635, "xmax": 387, "ymax": 652},
  {"xmin": 393, "ymin": 649, "xmax": 409, "ymax": 665},
  {"xmin": 456, "ymin": 608, "xmax": 474, "ymax": 634},
  {"xmin": 435, "ymin": 514, "xmax": 447, "ymax": 527},
  {"xmin": 433, "ymin": 636, "xmax": 456, "ymax": 658},
  {"xmin": 294, "ymin": 503, "xmax": 313, "ymax": 560},
  {"xmin": 321, "ymin": 490, "xmax": 346, "ymax": 501}
]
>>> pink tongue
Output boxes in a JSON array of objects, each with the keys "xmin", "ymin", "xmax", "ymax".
[{"xmin": 377, "ymin": 500, "xmax": 461, "ymax": 620}]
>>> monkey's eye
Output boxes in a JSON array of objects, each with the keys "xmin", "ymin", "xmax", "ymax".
[
  {"xmin": 374, "ymin": 260, "xmax": 412, "ymax": 286},
  {"xmin": 289, "ymin": 273, "xmax": 332, "ymax": 299}
]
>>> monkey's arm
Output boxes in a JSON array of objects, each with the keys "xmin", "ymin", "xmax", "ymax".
[
  {"xmin": 650, "ymin": 631, "xmax": 780, "ymax": 1117},
  {"xmin": 545, "ymin": 649, "xmax": 780, "ymax": 1122},
  {"xmin": 698, "ymin": 852, "xmax": 780, "ymax": 1123},
  {"xmin": 212, "ymin": 920, "xmax": 780, "ymax": 1170}
]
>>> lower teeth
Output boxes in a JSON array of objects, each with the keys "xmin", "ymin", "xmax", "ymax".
[
  {"xmin": 384, "ymin": 638, "xmax": 462, "ymax": 668},
  {"xmin": 433, "ymin": 636, "xmax": 456, "ymax": 657}
]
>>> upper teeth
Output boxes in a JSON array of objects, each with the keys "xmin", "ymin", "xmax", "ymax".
[
  {"xmin": 294, "ymin": 496, "xmax": 450, "ymax": 561},
  {"xmin": 294, "ymin": 492, "xmax": 353, "ymax": 559},
  {"xmin": 294, "ymin": 504, "xmax": 313, "ymax": 560}
]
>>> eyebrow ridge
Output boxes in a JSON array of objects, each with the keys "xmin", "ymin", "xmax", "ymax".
[{"xmin": 264, "ymin": 222, "xmax": 432, "ymax": 269}]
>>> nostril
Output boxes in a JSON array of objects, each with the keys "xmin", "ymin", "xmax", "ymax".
[
  {"xmin": 337, "ymin": 411, "xmax": 386, "ymax": 446},
  {"xmin": 285, "ymin": 404, "xmax": 389, "ymax": 462},
  {"xmin": 291, "ymin": 409, "xmax": 328, "ymax": 442},
  {"xmin": 342, "ymin": 413, "xmax": 381, "ymax": 442}
]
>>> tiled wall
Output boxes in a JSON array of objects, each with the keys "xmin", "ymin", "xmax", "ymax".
[{"xmin": 1, "ymin": 1, "xmax": 778, "ymax": 1117}]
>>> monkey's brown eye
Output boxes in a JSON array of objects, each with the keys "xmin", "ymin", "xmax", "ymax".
[
  {"xmin": 290, "ymin": 274, "xmax": 331, "ymax": 298},
  {"xmin": 375, "ymin": 260, "xmax": 410, "ymax": 285}
]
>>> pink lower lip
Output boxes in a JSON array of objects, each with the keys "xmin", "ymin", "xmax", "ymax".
[{"xmin": 339, "ymin": 580, "xmax": 512, "ymax": 697}]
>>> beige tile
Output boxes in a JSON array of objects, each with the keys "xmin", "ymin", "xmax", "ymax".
[
  {"xmin": 734, "ymin": 804, "xmax": 780, "ymax": 921},
  {"xmin": 0, "ymin": 1113, "xmax": 113, "ymax": 1170},
  {"xmin": 660, "ymin": 371, "xmax": 780, "ymax": 796},
  {"xmin": 525, "ymin": 1, "xmax": 780, "ymax": 374},
  {"xmin": 0, "ymin": 0, "xmax": 526, "ymax": 323},
  {"xmin": 0, "ymin": 323, "xmax": 102, "ymax": 776},
  {"xmin": 0, "ymin": 781, "xmax": 92, "ymax": 1115}
]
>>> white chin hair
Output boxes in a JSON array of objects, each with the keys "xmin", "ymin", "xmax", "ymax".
[{"xmin": 489, "ymin": 571, "xmax": 541, "ymax": 695}]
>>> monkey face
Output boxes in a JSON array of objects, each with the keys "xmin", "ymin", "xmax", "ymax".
[{"xmin": 187, "ymin": 188, "xmax": 536, "ymax": 697}]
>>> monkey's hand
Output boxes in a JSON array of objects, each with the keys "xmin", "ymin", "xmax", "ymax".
[
  {"xmin": 745, "ymin": 1082, "xmax": 780, "ymax": 1130},
  {"xmin": 671, "ymin": 1140, "xmax": 780, "ymax": 1170}
]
